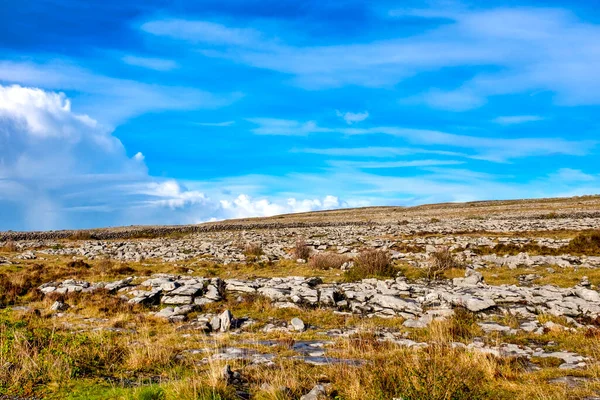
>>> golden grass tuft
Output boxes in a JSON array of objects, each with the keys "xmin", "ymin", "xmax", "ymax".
[
  {"xmin": 293, "ymin": 238, "xmax": 311, "ymax": 260},
  {"xmin": 308, "ymin": 252, "xmax": 348, "ymax": 270},
  {"xmin": 243, "ymin": 242, "xmax": 264, "ymax": 259}
]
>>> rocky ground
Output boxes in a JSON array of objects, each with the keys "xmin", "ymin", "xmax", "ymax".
[{"xmin": 2, "ymin": 196, "xmax": 600, "ymax": 399}]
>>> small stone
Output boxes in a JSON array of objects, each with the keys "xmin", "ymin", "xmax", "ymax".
[
  {"xmin": 300, "ymin": 384, "xmax": 327, "ymax": 400},
  {"xmin": 580, "ymin": 276, "xmax": 591, "ymax": 287},
  {"xmin": 210, "ymin": 316, "xmax": 221, "ymax": 332},
  {"xmin": 50, "ymin": 301, "xmax": 69, "ymax": 312},
  {"xmin": 221, "ymin": 364, "xmax": 233, "ymax": 383},
  {"xmin": 290, "ymin": 317, "xmax": 306, "ymax": 332},
  {"xmin": 220, "ymin": 309, "xmax": 233, "ymax": 332}
]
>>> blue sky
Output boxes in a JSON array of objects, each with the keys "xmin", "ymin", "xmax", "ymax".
[{"xmin": 0, "ymin": 0, "xmax": 599, "ymax": 230}]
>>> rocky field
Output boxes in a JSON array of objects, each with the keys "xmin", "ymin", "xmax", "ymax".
[{"xmin": 1, "ymin": 195, "xmax": 600, "ymax": 399}]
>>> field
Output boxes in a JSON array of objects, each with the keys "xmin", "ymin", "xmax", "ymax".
[{"xmin": 1, "ymin": 195, "xmax": 600, "ymax": 399}]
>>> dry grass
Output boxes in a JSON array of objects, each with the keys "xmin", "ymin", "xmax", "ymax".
[
  {"xmin": 3, "ymin": 216, "xmax": 600, "ymax": 398},
  {"xmin": 308, "ymin": 252, "xmax": 348, "ymax": 270},
  {"xmin": 67, "ymin": 230, "xmax": 94, "ymax": 240},
  {"xmin": 243, "ymin": 242, "xmax": 264, "ymax": 259},
  {"xmin": 0, "ymin": 241, "xmax": 18, "ymax": 253},
  {"xmin": 2, "ymin": 294, "xmax": 600, "ymax": 399},
  {"xmin": 427, "ymin": 247, "xmax": 464, "ymax": 280},
  {"xmin": 0, "ymin": 263, "xmax": 46, "ymax": 307},
  {"xmin": 293, "ymin": 238, "xmax": 311, "ymax": 260}
]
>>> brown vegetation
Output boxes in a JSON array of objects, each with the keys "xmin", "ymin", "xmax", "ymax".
[
  {"xmin": 345, "ymin": 249, "xmax": 395, "ymax": 281},
  {"xmin": 293, "ymin": 238, "xmax": 311, "ymax": 260},
  {"xmin": 308, "ymin": 252, "xmax": 348, "ymax": 270},
  {"xmin": 0, "ymin": 241, "xmax": 18, "ymax": 253},
  {"xmin": 243, "ymin": 242, "xmax": 264, "ymax": 258},
  {"xmin": 427, "ymin": 247, "xmax": 464, "ymax": 280},
  {"xmin": 67, "ymin": 259, "xmax": 91, "ymax": 269}
]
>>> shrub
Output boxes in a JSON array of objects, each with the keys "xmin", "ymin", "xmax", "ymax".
[
  {"xmin": 293, "ymin": 238, "xmax": 311, "ymax": 260},
  {"xmin": 564, "ymin": 231, "xmax": 600, "ymax": 255},
  {"xmin": 427, "ymin": 247, "xmax": 463, "ymax": 280},
  {"xmin": 539, "ymin": 212, "xmax": 560, "ymax": 219},
  {"xmin": 309, "ymin": 252, "xmax": 348, "ymax": 270},
  {"xmin": 67, "ymin": 260, "xmax": 91, "ymax": 269},
  {"xmin": 345, "ymin": 249, "xmax": 395, "ymax": 280},
  {"xmin": 68, "ymin": 230, "xmax": 94, "ymax": 240},
  {"xmin": 243, "ymin": 242, "xmax": 263, "ymax": 258}
]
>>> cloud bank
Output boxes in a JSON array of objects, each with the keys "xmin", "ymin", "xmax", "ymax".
[{"xmin": 0, "ymin": 85, "xmax": 350, "ymax": 230}]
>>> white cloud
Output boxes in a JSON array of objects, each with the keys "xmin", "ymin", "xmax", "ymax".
[
  {"xmin": 0, "ymin": 85, "xmax": 349, "ymax": 230},
  {"xmin": 336, "ymin": 110, "xmax": 369, "ymax": 124},
  {"xmin": 122, "ymin": 55, "xmax": 178, "ymax": 71},
  {"xmin": 218, "ymin": 194, "xmax": 346, "ymax": 220},
  {"xmin": 493, "ymin": 115, "xmax": 544, "ymax": 125},
  {"xmin": 2, "ymin": 84, "xmax": 598, "ymax": 231}
]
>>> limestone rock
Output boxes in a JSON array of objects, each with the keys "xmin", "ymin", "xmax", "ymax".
[{"xmin": 290, "ymin": 317, "xmax": 306, "ymax": 332}]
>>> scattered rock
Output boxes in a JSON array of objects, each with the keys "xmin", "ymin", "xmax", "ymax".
[
  {"xmin": 50, "ymin": 301, "xmax": 69, "ymax": 312},
  {"xmin": 300, "ymin": 384, "xmax": 328, "ymax": 400},
  {"xmin": 220, "ymin": 310, "xmax": 233, "ymax": 332},
  {"xmin": 291, "ymin": 317, "xmax": 306, "ymax": 332}
]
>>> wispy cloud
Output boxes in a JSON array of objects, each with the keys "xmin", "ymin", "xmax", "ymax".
[
  {"xmin": 247, "ymin": 118, "xmax": 332, "ymax": 135},
  {"xmin": 142, "ymin": 7, "xmax": 600, "ymax": 108},
  {"xmin": 251, "ymin": 118, "xmax": 594, "ymax": 161},
  {"xmin": 295, "ymin": 147, "xmax": 467, "ymax": 158},
  {"xmin": 0, "ymin": 60, "xmax": 240, "ymax": 124},
  {"xmin": 327, "ymin": 159, "xmax": 464, "ymax": 169},
  {"xmin": 547, "ymin": 168, "xmax": 597, "ymax": 182},
  {"xmin": 122, "ymin": 55, "xmax": 178, "ymax": 71},
  {"xmin": 140, "ymin": 19, "xmax": 263, "ymax": 46},
  {"xmin": 492, "ymin": 115, "xmax": 544, "ymax": 125},
  {"xmin": 336, "ymin": 110, "xmax": 369, "ymax": 124},
  {"xmin": 193, "ymin": 121, "xmax": 236, "ymax": 127}
]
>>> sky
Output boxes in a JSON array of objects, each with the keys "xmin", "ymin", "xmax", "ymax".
[{"xmin": 0, "ymin": 0, "xmax": 599, "ymax": 231}]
